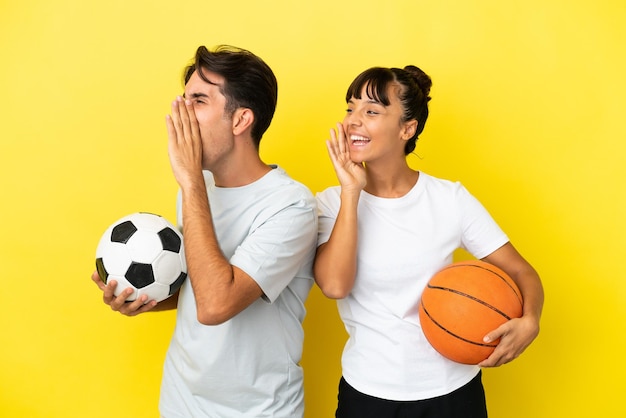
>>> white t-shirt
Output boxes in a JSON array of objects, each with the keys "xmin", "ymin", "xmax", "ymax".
[
  {"xmin": 316, "ymin": 172, "xmax": 509, "ymax": 401},
  {"xmin": 160, "ymin": 166, "xmax": 318, "ymax": 418}
]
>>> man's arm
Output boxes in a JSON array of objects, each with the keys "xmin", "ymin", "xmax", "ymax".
[
  {"xmin": 178, "ymin": 179, "xmax": 264, "ymax": 325},
  {"xmin": 166, "ymin": 96, "xmax": 264, "ymax": 325}
]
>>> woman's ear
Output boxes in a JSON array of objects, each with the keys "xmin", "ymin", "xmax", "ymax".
[
  {"xmin": 402, "ymin": 120, "xmax": 418, "ymax": 140},
  {"xmin": 232, "ymin": 108, "xmax": 254, "ymax": 136}
]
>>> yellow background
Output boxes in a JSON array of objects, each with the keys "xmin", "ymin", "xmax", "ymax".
[{"xmin": 1, "ymin": 0, "xmax": 625, "ymax": 417}]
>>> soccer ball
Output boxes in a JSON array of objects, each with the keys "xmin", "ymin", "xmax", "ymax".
[{"xmin": 95, "ymin": 212, "xmax": 187, "ymax": 302}]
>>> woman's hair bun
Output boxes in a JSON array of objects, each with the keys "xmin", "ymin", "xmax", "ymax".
[{"xmin": 404, "ymin": 65, "xmax": 432, "ymax": 101}]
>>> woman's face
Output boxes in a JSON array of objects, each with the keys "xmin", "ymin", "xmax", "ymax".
[{"xmin": 342, "ymin": 82, "xmax": 415, "ymax": 164}]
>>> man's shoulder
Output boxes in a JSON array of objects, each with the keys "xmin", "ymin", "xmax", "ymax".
[{"xmin": 263, "ymin": 166, "xmax": 315, "ymax": 200}]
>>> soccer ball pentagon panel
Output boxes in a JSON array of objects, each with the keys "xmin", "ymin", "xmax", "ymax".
[{"xmin": 96, "ymin": 212, "xmax": 187, "ymax": 302}]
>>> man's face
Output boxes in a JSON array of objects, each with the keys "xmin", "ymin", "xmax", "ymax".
[{"xmin": 184, "ymin": 69, "xmax": 234, "ymax": 170}]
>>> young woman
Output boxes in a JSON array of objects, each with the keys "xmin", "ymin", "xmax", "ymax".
[{"xmin": 314, "ymin": 66, "xmax": 544, "ymax": 418}]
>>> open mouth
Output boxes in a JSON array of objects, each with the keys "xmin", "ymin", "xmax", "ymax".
[{"xmin": 350, "ymin": 135, "xmax": 371, "ymax": 146}]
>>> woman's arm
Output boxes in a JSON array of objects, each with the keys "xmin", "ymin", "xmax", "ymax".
[
  {"xmin": 313, "ymin": 123, "xmax": 367, "ymax": 299},
  {"xmin": 314, "ymin": 190, "xmax": 360, "ymax": 299},
  {"xmin": 478, "ymin": 242, "xmax": 544, "ymax": 367}
]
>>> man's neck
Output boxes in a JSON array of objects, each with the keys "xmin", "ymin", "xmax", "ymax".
[{"xmin": 212, "ymin": 145, "xmax": 272, "ymax": 188}]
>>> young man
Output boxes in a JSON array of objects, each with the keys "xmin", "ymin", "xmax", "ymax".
[{"xmin": 92, "ymin": 45, "xmax": 318, "ymax": 417}]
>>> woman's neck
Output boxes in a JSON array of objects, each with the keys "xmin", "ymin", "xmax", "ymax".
[{"xmin": 364, "ymin": 162, "xmax": 419, "ymax": 198}]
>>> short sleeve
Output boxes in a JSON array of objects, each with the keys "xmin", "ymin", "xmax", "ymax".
[
  {"xmin": 316, "ymin": 186, "xmax": 341, "ymax": 247},
  {"xmin": 230, "ymin": 196, "xmax": 318, "ymax": 303},
  {"xmin": 457, "ymin": 185, "xmax": 509, "ymax": 259}
]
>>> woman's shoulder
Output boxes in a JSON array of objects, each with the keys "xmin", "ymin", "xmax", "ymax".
[
  {"xmin": 417, "ymin": 171, "xmax": 477, "ymax": 207},
  {"xmin": 420, "ymin": 171, "xmax": 458, "ymax": 186},
  {"xmin": 419, "ymin": 171, "xmax": 466, "ymax": 193},
  {"xmin": 314, "ymin": 185, "xmax": 342, "ymax": 214},
  {"xmin": 316, "ymin": 185, "xmax": 342, "ymax": 199}
]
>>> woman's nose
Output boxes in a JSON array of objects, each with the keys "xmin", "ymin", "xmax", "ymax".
[{"xmin": 345, "ymin": 111, "xmax": 362, "ymax": 126}]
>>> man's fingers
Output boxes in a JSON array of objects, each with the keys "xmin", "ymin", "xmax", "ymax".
[
  {"xmin": 177, "ymin": 97, "xmax": 193, "ymax": 140},
  {"xmin": 170, "ymin": 98, "xmax": 184, "ymax": 142},
  {"xmin": 185, "ymin": 99, "xmax": 202, "ymax": 142}
]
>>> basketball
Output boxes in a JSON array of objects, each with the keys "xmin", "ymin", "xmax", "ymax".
[{"xmin": 418, "ymin": 260, "xmax": 523, "ymax": 364}]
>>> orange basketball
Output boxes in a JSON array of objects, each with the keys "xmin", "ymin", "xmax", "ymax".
[{"xmin": 418, "ymin": 260, "xmax": 523, "ymax": 364}]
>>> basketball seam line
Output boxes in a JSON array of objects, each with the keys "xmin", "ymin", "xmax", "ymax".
[
  {"xmin": 420, "ymin": 300, "xmax": 497, "ymax": 348},
  {"xmin": 425, "ymin": 284, "xmax": 514, "ymax": 320},
  {"xmin": 443, "ymin": 264, "xmax": 523, "ymax": 306}
]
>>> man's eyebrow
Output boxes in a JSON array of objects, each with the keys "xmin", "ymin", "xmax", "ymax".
[{"xmin": 182, "ymin": 92, "xmax": 210, "ymax": 99}]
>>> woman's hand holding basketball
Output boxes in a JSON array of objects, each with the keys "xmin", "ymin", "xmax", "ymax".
[
  {"xmin": 478, "ymin": 243, "xmax": 543, "ymax": 367},
  {"xmin": 478, "ymin": 314, "xmax": 540, "ymax": 367}
]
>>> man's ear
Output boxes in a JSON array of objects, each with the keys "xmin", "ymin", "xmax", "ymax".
[
  {"xmin": 401, "ymin": 119, "xmax": 418, "ymax": 140},
  {"xmin": 232, "ymin": 108, "xmax": 254, "ymax": 136}
]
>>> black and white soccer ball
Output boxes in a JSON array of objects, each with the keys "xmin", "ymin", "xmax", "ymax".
[{"xmin": 95, "ymin": 212, "xmax": 187, "ymax": 302}]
